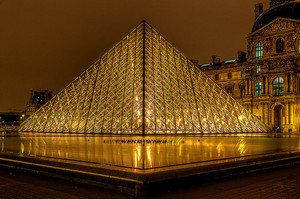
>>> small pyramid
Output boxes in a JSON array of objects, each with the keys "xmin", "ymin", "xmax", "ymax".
[{"xmin": 19, "ymin": 21, "xmax": 270, "ymax": 134}]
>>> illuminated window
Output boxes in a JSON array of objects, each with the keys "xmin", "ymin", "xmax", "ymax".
[
  {"xmin": 255, "ymin": 82, "xmax": 262, "ymax": 96},
  {"xmin": 241, "ymin": 71, "xmax": 245, "ymax": 78},
  {"xmin": 228, "ymin": 73, "xmax": 232, "ymax": 79},
  {"xmin": 276, "ymin": 38, "xmax": 284, "ymax": 53},
  {"xmin": 273, "ymin": 77, "xmax": 284, "ymax": 96},
  {"xmin": 256, "ymin": 42, "xmax": 263, "ymax": 59},
  {"xmin": 215, "ymin": 74, "xmax": 219, "ymax": 80},
  {"xmin": 256, "ymin": 65, "xmax": 261, "ymax": 73}
]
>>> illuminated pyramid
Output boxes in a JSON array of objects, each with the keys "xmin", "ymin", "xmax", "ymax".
[{"xmin": 19, "ymin": 21, "xmax": 270, "ymax": 134}]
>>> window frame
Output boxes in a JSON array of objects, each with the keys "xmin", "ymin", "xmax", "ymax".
[
  {"xmin": 255, "ymin": 42, "xmax": 263, "ymax": 59},
  {"xmin": 276, "ymin": 38, "xmax": 284, "ymax": 53},
  {"xmin": 256, "ymin": 65, "xmax": 261, "ymax": 73},
  {"xmin": 255, "ymin": 82, "xmax": 262, "ymax": 96},
  {"xmin": 273, "ymin": 77, "xmax": 284, "ymax": 96},
  {"xmin": 241, "ymin": 71, "xmax": 245, "ymax": 78}
]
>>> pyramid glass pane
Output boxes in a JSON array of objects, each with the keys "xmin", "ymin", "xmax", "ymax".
[{"xmin": 18, "ymin": 22, "xmax": 270, "ymax": 134}]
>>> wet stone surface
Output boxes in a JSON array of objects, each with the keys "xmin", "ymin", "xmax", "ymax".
[{"xmin": 1, "ymin": 132, "xmax": 299, "ymax": 169}]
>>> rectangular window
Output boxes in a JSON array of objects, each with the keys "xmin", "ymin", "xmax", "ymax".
[
  {"xmin": 228, "ymin": 73, "xmax": 232, "ymax": 79},
  {"xmin": 255, "ymin": 82, "xmax": 262, "ymax": 96},
  {"xmin": 256, "ymin": 42, "xmax": 263, "ymax": 59},
  {"xmin": 256, "ymin": 65, "xmax": 261, "ymax": 73},
  {"xmin": 273, "ymin": 77, "xmax": 284, "ymax": 96},
  {"xmin": 241, "ymin": 71, "xmax": 245, "ymax": 78},
  {"xmin": 215, "ymin": 74, "xmax": 219, "ymax": 80}
]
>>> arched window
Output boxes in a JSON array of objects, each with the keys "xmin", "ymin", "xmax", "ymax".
[
  {"xmin": 273, "ymin": 77, "xmax": 284, "ymax": 96},
  {"xmin": 276, "ymin": 38, "xmax": 284, "ymax": 53},
  {"xmin": 255, "ymin": 42, "xmax": 263, "ymax": 59}
]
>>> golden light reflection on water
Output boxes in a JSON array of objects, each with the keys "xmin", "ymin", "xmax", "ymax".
[{"xmin": 0, "ymin": 133, "xmax": 299, "ymax": 169}]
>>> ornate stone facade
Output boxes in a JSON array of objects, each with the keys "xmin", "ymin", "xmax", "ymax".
[{"xmin": 201, "ymin": 1, "xmax": 300, "ymax": 132}]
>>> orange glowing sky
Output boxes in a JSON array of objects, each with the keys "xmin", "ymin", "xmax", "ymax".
[{"xmin": 0, "ymin": 0, "xmax": 269, "ymax": 112}]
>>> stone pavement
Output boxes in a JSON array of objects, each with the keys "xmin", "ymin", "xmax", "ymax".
[
  {"xmin": 0, "ymin": 178, "xmax": 83, "ymax": 199},
  {"xmin": 0, "ymin": 169, "xmax": 129, "ymax": 199},
  {"xmin": 153, "ymin": 164, "xmax": 300, "ymax": 199},
  {"xmin": 0, "ymin": 165, "xmax": 299, "ymax": 198},
  {"xmin": 197, "ymin": 175, "xmax": 300, "ymax": 199}
]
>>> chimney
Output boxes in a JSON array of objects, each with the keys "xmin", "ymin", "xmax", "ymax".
[
  {"xmin": 237, "ymin": 51, "xmax": 247, "ymax": 62},
  {"xmin": 212, "ymin": 55, "xmax": 221, "ymax": 65},
  {"xmin": 255, "ymin": 3, "xmax": 264, "ymax": 19}
]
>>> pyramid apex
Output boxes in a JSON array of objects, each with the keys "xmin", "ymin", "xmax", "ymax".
[{"xmin": 141, "ymin": 20, "xmax": 148, "ymax": 26}]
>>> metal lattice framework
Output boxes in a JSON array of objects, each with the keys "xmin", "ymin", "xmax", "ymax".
[{"xmin": 18, "ymin": 21, "xmax": 270, "ymax": 134}]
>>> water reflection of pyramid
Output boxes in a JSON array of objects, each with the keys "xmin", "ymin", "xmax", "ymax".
[{"xmin": 19, "ymin": 21, "xmax": 269, "ymax": 134}]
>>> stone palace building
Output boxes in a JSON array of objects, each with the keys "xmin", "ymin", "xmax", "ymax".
[{"xmin": 200, "ymin": 0, "xmax": 300, "ymax": 132}]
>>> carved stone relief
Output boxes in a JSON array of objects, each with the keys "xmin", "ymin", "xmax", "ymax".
[
  {"xmin": 287, "ymin": 34, "xmax": 296, "ymax": 50},
  {"xmin": 262, "ymin": 20, "xmax": 295, "ymax": 34},
  {"xmin": 265, "ymin": 38, "xmax": 272, "ymax": 55}
]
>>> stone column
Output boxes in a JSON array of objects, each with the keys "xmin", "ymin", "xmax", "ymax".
[
  {"xmin": 287, "ymin": 73, "xmax": 290, "ymax": 93},
  {"xmin": 261, "ymin": 77, "xmax": 264, "ymax": 94},
  {"xmin": 250, "ymin": 79, "xmax": 252, "ymax": 96},
  {"xmin": 267, "ymin": 103, "xmax": 270, "ymax": 125},
  {"xmin": 266, "ymin": 76, "xmax": 269, "ymax": 95},
  {"xmin": 286, "ymin": 102, "xmax": 290, "ymax": 124},
  {"xmin": 246, "ymin": 80, "xmax": 249, "ymax": 95},
  {"xmin": 262, "ymin": 103, "xmax": 265, "ymax": 123},
  {"xmin": 290, "ymin": 103, "xmax": 293, "ymax": 124}
]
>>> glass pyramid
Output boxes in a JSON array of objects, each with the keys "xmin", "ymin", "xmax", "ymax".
[{"xmin": 18, "ymin": 21, "xmax": 270, "ymax": 134}]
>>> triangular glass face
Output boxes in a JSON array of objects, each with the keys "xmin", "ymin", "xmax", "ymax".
[{"xmin": 19, "ymin": 22, "xmax": 270, "ymax": 134}]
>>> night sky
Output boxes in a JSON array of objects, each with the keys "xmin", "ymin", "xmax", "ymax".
[{"xmin": 0, "ymin": 0, "xmax": 269, "ymax": 112}]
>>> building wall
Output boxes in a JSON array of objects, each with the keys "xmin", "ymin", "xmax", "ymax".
[
  {"xmin": 25, "ymin": 90, "xmax": 53, "ymax": 116},
  {"xmin": 201, "ymin": 17, "xmax": 300, "ymax": 132}
]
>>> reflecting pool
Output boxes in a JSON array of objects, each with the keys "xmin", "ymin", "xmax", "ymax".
[{"xmin": 1, "ymin": 132, "xmax": 300, "ymax": 169}]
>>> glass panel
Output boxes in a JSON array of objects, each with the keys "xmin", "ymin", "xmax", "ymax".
[{"xmin": 18, "ymin": 22, "xmax": 270, "ymax": 134}]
